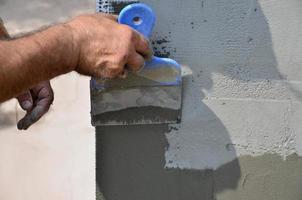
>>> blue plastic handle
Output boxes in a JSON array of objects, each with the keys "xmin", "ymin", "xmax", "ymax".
[
  {"xmin": 117, "ymin": 3, "xmax": 181, "ymax": 86},
  {"xmin": 118, "ymin": 3, "xmax": 156, "ymax": 38},
  {"xmin": 91, "ymin": 3, "xmax": 181, "ymax": 90}
]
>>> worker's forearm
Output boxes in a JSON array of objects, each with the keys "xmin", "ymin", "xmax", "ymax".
[{"xmin": 0, "ymin": 24, "xmax": 76, "ymax": 102}]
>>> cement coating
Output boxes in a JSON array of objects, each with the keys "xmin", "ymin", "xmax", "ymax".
[
  {"xmin": 146, "ymin": 0, "xmax": 302, "ymax": 169},
  {"xmin": 96, "ymin": 127, "xmax": 302, "ymax": 200}
]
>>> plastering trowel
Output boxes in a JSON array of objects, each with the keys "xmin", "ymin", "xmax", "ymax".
[{"xmin": 90, "ymin": 3, "xmax": 182, "ymax": 126}]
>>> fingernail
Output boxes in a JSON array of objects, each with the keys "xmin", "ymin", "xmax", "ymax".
[{"xmin": 22, "ymin": 101, "xmax": 32, "ymax": 110}]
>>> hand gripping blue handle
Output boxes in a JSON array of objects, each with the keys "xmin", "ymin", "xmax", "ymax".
[{"xmin": 118, "ymin": 3, "xmax": 182, "ymax": 86}]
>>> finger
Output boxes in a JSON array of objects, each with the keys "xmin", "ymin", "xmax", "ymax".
[
  {"xmin": 133, "ymin": 31, "xmax": 153, "ymax": 60},
  {"xmin": 126, "ymin": 51, "xmax": 145, "ymax": 72},
  {"xmin": 17, "ymin": 81, "xmax": 53, "ymax": 130},
  {"xmin": 16, "ymin": 91, "xmax": 33, "ymax": 111},
  {"xmin": 30, "ymin": 82, "xmax": 53, "ymax": 117},
  {"xmin": 118, "ymin": 70, "xmax": 128, "ymax": 79},
  {"xmin": 17, "ymin": 106, "xmax": 45, "ymax": 130},
  {"xmin": 17, "ymin": 96, "xmax": 52, "ymax": 130}
]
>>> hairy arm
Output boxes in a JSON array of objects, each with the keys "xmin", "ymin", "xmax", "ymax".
[
  {"xmin": 0, "ymin": 14, "xmax": 152, "ymax": 104},
  {"xmin": 0, "ymin": 24, "xmax": 76, "ymax": 102}
]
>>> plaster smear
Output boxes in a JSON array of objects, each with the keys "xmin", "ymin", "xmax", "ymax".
[{"xmin": 136, "ymin": 0, "xmax": 302, "ymax": 170}]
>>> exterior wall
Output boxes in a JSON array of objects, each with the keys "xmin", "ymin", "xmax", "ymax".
[
  {"xmin": 0, "ymin": 1, "xmax": 95, "ymax": 200},
  {"xmin": 96, "ymin": 0, "xmax": 302, "ymax": 199}
]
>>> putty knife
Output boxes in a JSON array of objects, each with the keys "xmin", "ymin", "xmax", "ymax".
[{"xmin": 91, "ymin": 3, "xmax": 182, "ymax": 126}]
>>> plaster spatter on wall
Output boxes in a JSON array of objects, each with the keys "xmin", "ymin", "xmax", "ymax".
[{"xmin": 157, "ymin": 0, "xmax": 302, "ymax": 170}]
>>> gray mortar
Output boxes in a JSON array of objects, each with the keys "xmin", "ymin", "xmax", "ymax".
[
  {"xmin": 96, "ymin": 127, "xmax": 302, "ymax": 200},
  {"xmin": 91, "ymin": 85, "xmax": 182, "ymax": 125},
  {"xmin": 92, "ymin": 106, "xmax": 181, "ymax": 126}
]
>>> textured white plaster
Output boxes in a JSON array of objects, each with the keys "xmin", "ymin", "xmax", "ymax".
[{"xmin": 139, "ymin": 0, "xmax": 302, "ymax": 169}]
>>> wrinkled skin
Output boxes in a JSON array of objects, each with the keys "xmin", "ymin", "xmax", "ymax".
[{"xmin": 68, "ymin": 14, "xmax": 152, "ymax": 78}]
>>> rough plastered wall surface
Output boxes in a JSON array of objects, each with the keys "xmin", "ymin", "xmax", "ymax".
[
  {"xmin": 147, "ymin": 0, "xmax": 302, "ymax": 169},
  {"xmin": 0, "ymin": 0, "xmax": 95, "ymax": 200}
]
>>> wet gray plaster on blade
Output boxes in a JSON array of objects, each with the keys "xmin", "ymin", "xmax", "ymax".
[
  {"xmin": 92, "ymin": 106, "xmax": 181, "ymax": 126},
  {"xmin": 91, "ymin": 86, "xmax": 182, "ymax": 114}
]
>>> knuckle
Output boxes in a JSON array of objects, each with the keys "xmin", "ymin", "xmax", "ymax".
[
  {"xmin": 96, "ymin": 62, "xmax": 123, "ymax": 79},
  {"xmin": 119, "ymin": 25, "xmax": 135, "ymax": 41},
  {"xmin": 94, "ymin": 66, "xmax": 105, "ymax": 78},
  {"xmin": 108, "ymin": 64, "xmax": 123, "ymax": 77},
  {"xmin": 17, "ymin": 92, "xmax": 30, "ymax": 101},
  {"xmin": 104, "ymin": 71, "xmax": 116, "ymax": 79},
  {"xmin": 111, "ymin": 64, "xmax": 123, "ymax": 73},
  {"xmin": 94, "ymin": 70, "xmax": 103, "ymax": 78}
]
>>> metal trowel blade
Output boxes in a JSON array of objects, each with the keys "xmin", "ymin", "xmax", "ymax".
[{"xmin": 90, "ymin": 58, "xmax": 183, "ymax": 126}]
